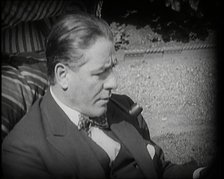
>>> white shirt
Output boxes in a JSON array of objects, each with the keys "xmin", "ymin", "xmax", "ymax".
[{"xmin": 50, "ymin": 87, "xmax": 121, "ymax": 163}]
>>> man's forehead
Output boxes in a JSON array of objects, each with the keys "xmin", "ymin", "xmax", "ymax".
[
  {"xmin": 88, "ymin": 54, "xmax": 117, "ymax": 73},
  {"xmin": 82, "ymin": 37, "xmax": 116, "ymax": 70}
]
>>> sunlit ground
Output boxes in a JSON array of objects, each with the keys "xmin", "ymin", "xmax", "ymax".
[{"xmin": 114, "ymin": 48, "xmax": 217, "ymax": 166}]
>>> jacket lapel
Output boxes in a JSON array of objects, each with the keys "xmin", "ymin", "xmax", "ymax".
[
  {"xmin": 108, "ymin": 102, "xmax": 157, "ymax": 179},
  {"xmin": 41, "ymin": 90, "xmax": 106, "ymax": 178}
]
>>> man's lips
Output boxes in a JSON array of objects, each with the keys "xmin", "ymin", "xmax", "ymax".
[
  {"xmin": 101, "ymin": 97, "xmax": 110, "ymax": 100},
  {"xmin": 98, "ymin": 97, "xmax": 110, "ymax": 105},
  {"xmin": 101, "ymin": 98, "xmax": 110, "ymax": 102}
]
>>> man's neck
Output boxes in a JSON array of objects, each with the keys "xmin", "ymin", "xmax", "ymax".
[{"xmin": 50, "ymin": 85, "xmax": 81, "ymax": 126}]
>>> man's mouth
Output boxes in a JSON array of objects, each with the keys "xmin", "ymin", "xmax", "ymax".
[
  {"xmin": 98, "ymin": 98, "xmax": 110, "ymax": 105},
  {"xmin": 101, "ymin": 98, "xmax": 110, "ymax": 102}
]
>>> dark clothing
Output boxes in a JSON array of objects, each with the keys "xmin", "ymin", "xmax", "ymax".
[{"xmin": 2, "ymin": 90, "xmax": 198, "ymax": 179}]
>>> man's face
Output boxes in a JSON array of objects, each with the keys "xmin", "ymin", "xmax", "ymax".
[{"xmin": 66, "ymin": 37, "xmax": 117, "ymax": 117}]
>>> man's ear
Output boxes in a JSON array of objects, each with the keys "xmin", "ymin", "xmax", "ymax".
[{"xmin": 54, "ymin": 63, "xmax": 69, "ymax": 90}]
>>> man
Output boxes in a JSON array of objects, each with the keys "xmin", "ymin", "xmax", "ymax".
[{"xmin": 2, "ymin": 13, "xmax": 205, "ymax": 179}]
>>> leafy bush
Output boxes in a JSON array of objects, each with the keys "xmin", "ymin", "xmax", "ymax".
[{"xmin": 110, "ymin": 22, "xmax": 129, "ymax": 50}]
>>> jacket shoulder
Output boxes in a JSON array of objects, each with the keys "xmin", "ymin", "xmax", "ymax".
[{"xmin": 2, "ymin": 97, "xmax": 45, "ymax": 148}]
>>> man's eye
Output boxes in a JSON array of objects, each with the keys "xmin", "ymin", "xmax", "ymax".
[
  {"xmin": 102, "ymin": 68, "xmax": 110, "ymax": 74},
  {"xmin": 98, "ymin": 67, "xmax": 111, "ymax": 75},
  {"xmin": 94, "ymin": 70, "xmax": 106, "ymax": 76},
  {"xmin": 94, "ymin": 64, "xmax": 115, "ymax": 76}
]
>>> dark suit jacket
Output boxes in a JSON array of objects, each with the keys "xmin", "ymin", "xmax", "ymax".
[{"xmin": 2, "ymin": 90, "xmax": 198, "ymax": 179}]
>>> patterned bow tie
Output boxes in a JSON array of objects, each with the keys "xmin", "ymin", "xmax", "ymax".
[{"xmin": 78, "ymin": 113, "xmax": 109, "ymax": 132}]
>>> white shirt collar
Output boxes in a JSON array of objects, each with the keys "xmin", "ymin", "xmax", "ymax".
[{"xmin": 50, "ymin": 87, "xmax": 80, "ymax": 126}]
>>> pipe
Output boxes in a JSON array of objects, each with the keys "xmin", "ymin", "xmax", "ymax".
[{"xmin": 110, "ymin": 97, "xmax": 143, "ymax": 118}]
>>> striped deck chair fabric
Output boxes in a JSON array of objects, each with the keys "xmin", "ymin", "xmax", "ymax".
[
  {"xmin": 1, "ymin": 0, "xmax": 65, "ymax": 54},
  {"xmin": 1, "ymin": 57, "xmax": 49, "ymax": 141},
  {"xmin": 1, "ymin": 0, "xmax": 103, "ymax": 55}
]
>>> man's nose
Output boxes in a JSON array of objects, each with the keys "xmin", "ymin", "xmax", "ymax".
[{"xmin": 103, "ymin": 71, "xmax": 117, "ymax": 90}]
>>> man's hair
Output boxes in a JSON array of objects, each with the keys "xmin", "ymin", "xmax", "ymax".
[{"xmin": 45, "ymin": 13, "xmax": 114, "ymax": 84}]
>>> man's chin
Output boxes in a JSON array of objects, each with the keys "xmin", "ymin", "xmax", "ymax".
[
  {"xmin": 94, "ymin": 106, "xmax": 107, "ymax": 117},
  {"xmin": 98, "ymin": 107, "xmax": 107, "ymax": 116},
  {"xmin": 82, "ymin": 106, "xmax": 107, "ymax": 117}
]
